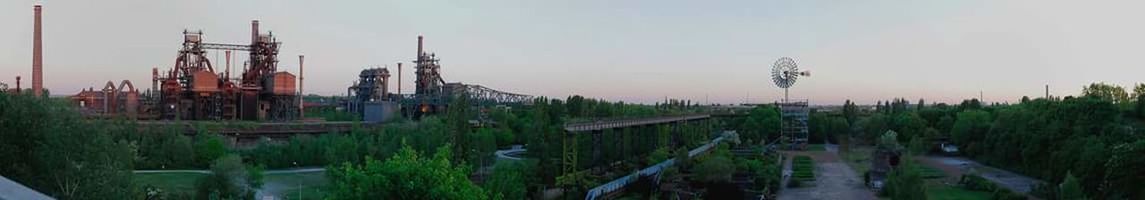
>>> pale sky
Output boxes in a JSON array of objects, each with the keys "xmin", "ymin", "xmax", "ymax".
[{"xmin": 2, "ymin": 0, "xmax": 1144, "ymax": 105}]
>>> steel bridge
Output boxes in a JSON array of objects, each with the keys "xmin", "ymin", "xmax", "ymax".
[
  {"xmin": 584, "ymin": 133, "xmax": 729, "ymax": 200},
  {"xmin": 560, "ymin": 114, "xmax": 712, "ymax": 182},
  {"xmin": 455, "ymin": 84, "xmax": 532, "ymax": 104}
]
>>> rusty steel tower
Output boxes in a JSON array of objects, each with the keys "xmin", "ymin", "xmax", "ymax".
[{"xmin": 413, "ymin": 35, "xmax": 445, "ymax": 118}]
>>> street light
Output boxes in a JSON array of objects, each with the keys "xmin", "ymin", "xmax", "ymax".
[{"xmin": 293, "ymin": 161, "xmax": 301, "ymax": 200}]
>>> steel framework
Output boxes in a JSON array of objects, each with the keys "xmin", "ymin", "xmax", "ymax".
[
  {"xmin": 778, "ymin": 100, "xmax": 810, "ymax": 149},
  {"xmin": 157, "ymin": 20, "xmax": 298, "ymax": 121}
]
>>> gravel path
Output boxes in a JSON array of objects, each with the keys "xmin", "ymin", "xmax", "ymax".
[{"xmin": 778, "ymin": 147, "xmax": 876, "ymax": 200}]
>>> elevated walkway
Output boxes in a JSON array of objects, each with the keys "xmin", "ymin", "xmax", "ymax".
[{"xmin": 583, "ymin": 132, "xmax": 730, "ymax": 200}]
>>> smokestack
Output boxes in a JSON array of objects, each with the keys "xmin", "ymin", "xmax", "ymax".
[
  {"xmin": 251, "ymin": 20, "xmax": 260, "ymax": 44},
  {"xmin": 32, "ymin": 4, "xmax": 42, "ymax": 97},
  {"xmin": 417, "ymin": 35, "xmax": 424, "ymax": 59},
  {"xmin": 15, "ymin": 76, "xmax": 21, "ymax": 94},
  {"xmin": 299, "ymin": 55, "xmax": 304, "ymax": 118},
  {"xmin": 151, "ymin": 67, "xmax": 158, "ymax": 93},
  {"xmin": 397, "ymin": 62, "xmax": 402, "ymax": 97},
  {"xmin": 225, "ymin": 51, "xmax": 231, "ymax": 79}
]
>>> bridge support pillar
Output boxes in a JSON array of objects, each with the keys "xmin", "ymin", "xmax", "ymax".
[
  {"xmin": 671, "ymin": 121, "xmax": 682, "ymax": 149},
  {"xmin": 562, "ymin": 132, "xmax": 578, "ymax": 175},
  {"xmin": 591, "ymin": 129, "xmax": 603, "ymax": 171}
]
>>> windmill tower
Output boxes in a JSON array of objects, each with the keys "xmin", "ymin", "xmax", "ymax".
[{"xmin": 771, "ymin": 57, "xmax": 811, "ymax": 149}]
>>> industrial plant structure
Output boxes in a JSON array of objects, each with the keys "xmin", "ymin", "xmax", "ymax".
[{"xmin": 144, "ymin": 20, "xmax": 298, "ymax": 121}]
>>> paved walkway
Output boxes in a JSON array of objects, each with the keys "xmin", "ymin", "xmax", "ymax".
[
  {"xmin": 134, "ymin": 167, "xmax": 326, "ymax": 200},
  {"xmin": 918, "ymin": 156, "xmax": 1042, "ymax": 194},
  {"xmin": 778, "ymin": 145, "xmax": 876, "ymax": 200}
]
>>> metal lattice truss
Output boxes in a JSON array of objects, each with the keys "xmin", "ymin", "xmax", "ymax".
[{"xmin": 459, "ymin": 84, "xmax": 532, "ymax": 104}]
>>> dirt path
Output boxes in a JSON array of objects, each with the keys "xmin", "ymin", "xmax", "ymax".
[{"xmin": 778, "ymin": 147, "xmax": 876, "ymax": 200}]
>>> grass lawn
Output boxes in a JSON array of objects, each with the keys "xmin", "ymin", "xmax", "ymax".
[
  {"xmin": 264, "ymin": 171, "xmax": 330, "ymax": 200},
  {"xmin": 792, "ymin": 156, "xmax": 815, "ymax": 182},
  {"xmin": 841, "ymin": 146, "xmax": 872, "ymax": 175},
  {"xmin": 915, "ymin": 165, "xmax": 946, "ymax": 179},
  {"xmin": 927, "ymin": 183, "xmax": 991, "ymax": 200},
  {"xmin": 134, "ymin": 172, "xmax": 208, "ymax": 192}
]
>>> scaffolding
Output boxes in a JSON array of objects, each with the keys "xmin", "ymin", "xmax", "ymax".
[{"xmin": 778, "ymin": 99, "xmax": 809, "ymax": 149}]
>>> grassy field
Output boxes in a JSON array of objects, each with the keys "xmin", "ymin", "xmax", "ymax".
[
  {"xmin": 134, "ymin": 171, "xmax": 330, "ymax": 199},
  {"xmin": 927, "ymin": 183, "xmax": 991, "ymax": 200},
  {"xmin": 134, "ymin": 172, "xmax": 208, "ymax": 192},
  {"xmin": 792, "ymin": 156, "xmax": 815, "ymax": 182},
  {"xmin": 915, "ymin": 165, "xmax": 946, "ymax": 179},
  {"xmin": 841, "ymin": 146, "xmax": 872, "ymax": 175},
  {"xmin": 264, "ymin": 171, "xmax": 330, "ymax": 200}
]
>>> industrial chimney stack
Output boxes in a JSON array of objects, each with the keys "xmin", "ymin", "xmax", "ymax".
[
  {"xmin": 251, "ymin": 20, "xmax": 260, "ymax": 44},
  {"xmin": 32, "ymin": 4, "xmax": 43, "ymax": 97},
  {"xmin": 298, "ymin": 55, "xmax": 304, "ymax": 118},
  {"xmin": 417, "ymin": 35, "xmax": 424, "ymax": 59}
]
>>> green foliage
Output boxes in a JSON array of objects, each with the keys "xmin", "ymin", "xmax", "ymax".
[
  {"xmin": 738, "ymin": 105, "xmax": 781, "ymax": 144},
  {"xmin": 907, "ymin": 135, "xmax": 926, "ymax": 155},
  {"xmin": 1082, "ymin": 82, "xmax": 1130, "ymax": 103},
  {"xmin": 193, "ymin": 133, "xmax": 227, "ymax": 168},
  {"xmin": 693, "ymin": 153, "xmax": 736, "ymax": 183},
  {"xmin": 0, "ymin": 93, "xmax": 135, "ymax": 199},
  {"xmin": 885, "ymin": 160, "xmax": 927, "ymax": 200},
  {"xmin": 647, "ymin": 147, "xmax": 671, "ymax": 164},
  {"xmin": 1059, "ymin": 171, "xmax": 1087, "ymax": 200},
  {"xmin": 484, "ymin": 161, "xmax": 532, "ymax": 200},
  {"xmin": 327, "ymin": 144, "xmax": 488, "ymax": 200},
  {"xmin": 949, "ymin": 110, "xmax": 990, "ymax": 150},
  {"xmin": 195, "ymin": 154, "xmax": 261, "ymax": 200},
  {"xmin": 860, "ymin": 113, "xmax": 891, "ymax": 141},
  {"xmin": 891, "ymin": 112, "xmax": 928, "ymax": 141}
]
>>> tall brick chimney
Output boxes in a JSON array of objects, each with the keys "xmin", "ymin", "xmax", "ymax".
[{"xmin": 32, "ymin": 4, "xmax": 43, "ymax": 97}]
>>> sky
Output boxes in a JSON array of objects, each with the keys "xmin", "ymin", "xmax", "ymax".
[{"xmin": 2, "ymin": 0, "xmax": 1144, "ymax": 105}]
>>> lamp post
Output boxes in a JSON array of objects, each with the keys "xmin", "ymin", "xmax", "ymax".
[{"xmin": 293, "ymin": 161, "xmax": 301, "ymax": 200}]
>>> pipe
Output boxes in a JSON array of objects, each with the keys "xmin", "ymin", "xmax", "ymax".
[{"xmin": 33, "ymin": 5, "xmax": 42, "ymax": 97}]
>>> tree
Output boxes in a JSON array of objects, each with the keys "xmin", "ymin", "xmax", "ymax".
[
  {"xmin": 1130, "ymin": 83, "xmax": 1145, "ymax": 100},
  {"xmin": 843, "ymin": 100, "xmax": 859, "ymax": 126},
  {"xmin": 859, "ymin": 113, "xmax": 890, "ymax": 141},
  {"xmin": 485, "ymin": 161, "xmax": 531, "ymax": 200},
  {"xmin": 885, "ymin": 159, "xmax": 927, "ymax": 200},
  {"xmin": 0, "ymin": 93, "xmax": 135, "ymax": 199},
  {"xmin": 907, "ymin": 135, "xmax": 926, "ymax": 155},
  {"xmin": 194, "ymin": 133, "xmax": 227, "ymax": 168},
  {"xmin": 1082, "ymin": 83, "xmax": 1129, "ymax": 103},
  {"xmin": 693, "ymin": 154, "xmax": 735, "ymax": 183},
  {"xmin": 950, "ymin": 110, "xmax": 991, "ymax": 150},
  {"xmin": 195, "ymin": 154, "xmax": 261, "ymax": 200},
  {"xmin": 327, "ymin": 144, "xmax": 488, "ymax": 200},
  {"xmin": 1059, "ymin": 171, "xmax": 1087, "ymax": 200},
  {"xmin": 891, "ymin": 113, "xmax": 928, "ymax": 141},
  {"xmin": 741, "ymin": 105, "xmax": 781, "ymax": 143}
]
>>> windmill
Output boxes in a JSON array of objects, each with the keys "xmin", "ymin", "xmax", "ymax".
[{"xmin": 771, "ymin": 57, "xmax": 810, "ymax": 102}]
